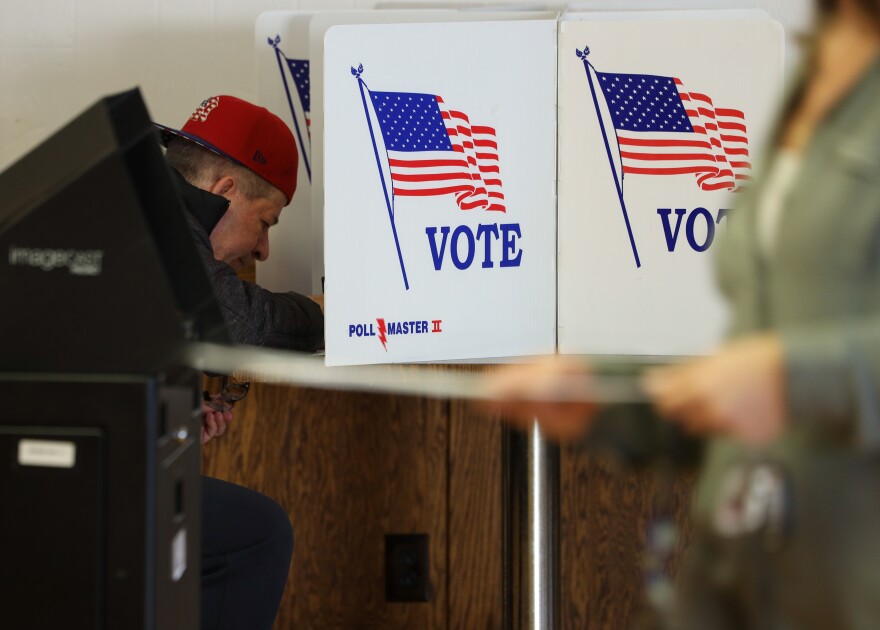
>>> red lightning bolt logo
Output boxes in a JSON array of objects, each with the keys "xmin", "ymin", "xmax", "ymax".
[{"xmin": 376, "ymin": 318, "xmax": 387, "ymax": 351}]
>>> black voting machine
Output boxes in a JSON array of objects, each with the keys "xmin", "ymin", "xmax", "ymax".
[{"xmin": 0, "ymin": 89, "xmax": 230, "ymax": 629}]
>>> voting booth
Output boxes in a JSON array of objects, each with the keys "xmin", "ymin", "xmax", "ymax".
[
  {"xmin": 253, "ymin": 7, "xmax": 784, "ymax": 628},
  {"xmin": 255, "ymin": 11, "xmax": 322, "ymax": 296},
  {"xmin": 322, "ymin": 17, "xmax": 558, "ymax": 365},
  {"xmin": 255, "ymin": 8, "xmax": 783, "ymax": 366},
  {"xmin": 0, "ymin": 89, "xmax": 227, "ymax": 629},
  {"xmin": 557, "ymin": 10, "xmax": 784, "ymax": 356}
]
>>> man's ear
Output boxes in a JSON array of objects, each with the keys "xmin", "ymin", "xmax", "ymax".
[{"xmin": 207, "ymin": 175, "xmax": 235, "ymax": 198}]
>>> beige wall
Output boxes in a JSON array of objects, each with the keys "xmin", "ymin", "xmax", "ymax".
[{"xmin": 0, "ymin": 0, "xmax": 810, "ymax": 172}]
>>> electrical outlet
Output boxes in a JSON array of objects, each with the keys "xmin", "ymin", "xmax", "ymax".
[{"xmin": 385, "ymin": 534, "xmax": 429, "ymax": 602}]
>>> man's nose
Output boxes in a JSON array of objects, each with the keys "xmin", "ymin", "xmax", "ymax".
[{"xmin": 254, "ymin": 231, "xmax": 270, "ymax": 262}]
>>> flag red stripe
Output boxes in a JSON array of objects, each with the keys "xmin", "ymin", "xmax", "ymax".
[
  {"xmin": 715, "ymin": 108, "xmax": 745, "ymax": 118},
  {"xmin": 623, "ymin": 165, "xmax": 714, "ymax": 175},
  {"xmin": 618, "ymin": 137, "xmax": 710, "ymax": 148},
  {"xmin": 391, "ymin": 172, "xmax": 475, "ymax": 183},
  {"xmin": 620, "ymin": 151, "xmax": 718, "ymax": 162},
  {"xmin": 394, "ymin": 185, "xmax": 475, "ymax": 196},
  {"xmin": 388, "ymin": 158, "xmax": 467, "ymax": 168},
  {"xmin": 701, "ymin": 182, "xmax": 736, "ymax": 191},
  {"xmin": 459, "ymin": 198, "xmax": 489, "ymax": 210}
]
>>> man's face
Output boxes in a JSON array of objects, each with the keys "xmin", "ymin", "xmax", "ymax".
[{"xmin": 209, "ymin": 181, "xmax": 286, "ymax": 271}]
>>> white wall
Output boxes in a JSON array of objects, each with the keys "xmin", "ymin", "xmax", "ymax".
[
  {"xmin": 0, "ymin": 0, "xmax": 353, "ymax": 171},
  {"xmin": 0, "ymin": 0, "xmax": 811, "ymax": 172}
]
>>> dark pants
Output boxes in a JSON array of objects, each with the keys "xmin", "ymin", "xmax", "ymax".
[{"xmin": 201, "ymin": 476, "xmax": 294, "ymax": 630}]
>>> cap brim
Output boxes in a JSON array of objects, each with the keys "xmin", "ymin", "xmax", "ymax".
[{"xmin": 152, "ymin": 123, "xmax": 246, "ymax": 169}]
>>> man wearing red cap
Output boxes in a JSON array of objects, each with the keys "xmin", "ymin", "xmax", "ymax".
[{"xmin": 157, "ymin": 95, "xmax": 322, "ymax": 630}]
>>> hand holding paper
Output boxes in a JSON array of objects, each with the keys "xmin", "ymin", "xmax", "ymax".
[
  {"xmin": 482, "ymin": 357, "xmax": 599, "ymax": 442},
  {"xmin": 644, "ymin": 334, "xmax": 787, "ymax": 447}
]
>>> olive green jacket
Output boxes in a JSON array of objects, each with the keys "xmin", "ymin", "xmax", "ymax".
[{"xmin": 679, "ymin": 56, "xmax": 880, "ymax": 630}]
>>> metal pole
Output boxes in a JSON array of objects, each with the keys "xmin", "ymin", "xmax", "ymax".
[{"xmin": 504, "ymin": 420, "xmax": 560, "ymax": 630}]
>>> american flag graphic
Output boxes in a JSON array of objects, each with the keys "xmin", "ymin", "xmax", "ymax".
[
  {"xmin": 284, "ymin": 58, "xmax": 310, "ymax": 138},
  {"xmin": 596, "ymin": 72, "xmax": 750, "ymax": 192},
  {"xmin": 190, "ymin": 96, "xmax": 220, "ymax": 123},
  {"xmin": 369, "ymin": 90, "xmax": 505, "ymax": 211}
]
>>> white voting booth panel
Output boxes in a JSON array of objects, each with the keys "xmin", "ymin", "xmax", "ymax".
[
  {"xmin": 254, "ymin": 9, "xmax": 786, "ymax": 366},
  {"xmin": 557, "ymin": 11, "xmax": 784, "ymax": 356},
  {"xmin": 323, "ymin": 20, "xmax": 558, "ymax": 366},
  {"xmin": 310, "ymin": 10, "xmax": 559, "ymax": 311},
  {"xmin": 256, "ymin": 8, "xmax": 508, "ymax": 294},
  {"xmin": 255, "ymin": 8, "xmax": 558, "ymax": 337},
  {"xmin": 256, "ymin": 11, "xmax": 327, "ymax": 295},
  {"xmin": 310, "ymin": 11, "xmax": 460, "ymax": 296},
  {"xmin": 258, "ymin": 9, "xmax": 466, "ymax": 294}
]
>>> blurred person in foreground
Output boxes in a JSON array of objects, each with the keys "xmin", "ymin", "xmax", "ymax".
[
  {"xmin": 486, "ymin": 1, "xmax": 880, "ymax": 628},
  {"xmin": 157, "ymin": 95, "xmax": 323, "ymax": 630}
]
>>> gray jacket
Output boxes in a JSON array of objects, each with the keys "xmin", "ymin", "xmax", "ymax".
[
  {"xmin": 678, "ymin": 57, "xmax": 880, "ymax": 629},
  {"xmin": 174, "ymin": 170, "xmax": 323, "ymax": 352},
  {"xmin": 584, "ymin": 58, "xmax": 880, "ymax": 630}
]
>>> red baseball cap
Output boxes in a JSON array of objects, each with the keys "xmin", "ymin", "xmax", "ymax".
[{"xmin": 155, "ymin": 95, "xmax": 298, "ymax": 203}]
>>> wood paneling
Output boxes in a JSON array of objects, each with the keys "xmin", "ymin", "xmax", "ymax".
[
  {"xmin": 448, "ymin": 398, "xmax": 504, "ymax": 629},
  {"xmin": 560, "ymin": 449, "xmax": 696, "ymax": 630},
  {"xmin": 202, "ymin": 365, "xmax": 694, "ymax": 629},
  {"xmin": 202, "ymin": 384, "xmax": 449, "ymax": 628}
]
